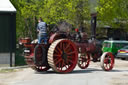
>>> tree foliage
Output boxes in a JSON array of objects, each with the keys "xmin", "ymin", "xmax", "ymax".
[
  {"xmin": 97, "ymin": 0, "xmax": 128, "ymax": 29},
  {"xmin": 10, "ymin": 0, "xmax": 128, "ymax": 40},
  {"xmin": 11, "ymin": 0, "xmax": 91, "ymax": 40}
]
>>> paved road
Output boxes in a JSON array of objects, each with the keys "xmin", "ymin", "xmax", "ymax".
[{"xmin": 0, "ymin": 59, "xmax": 128, "ymax": 85}]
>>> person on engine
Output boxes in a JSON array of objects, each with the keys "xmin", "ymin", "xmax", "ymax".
[{"xmin": 37, "ymin": 17, "xmax": 47, "ymax": 44}]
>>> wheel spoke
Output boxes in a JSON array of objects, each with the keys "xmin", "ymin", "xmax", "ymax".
[
  {"xmin": 54, "ymin": 56, "xmax": 61, "ymax": 62},
  {"xmin": 60, "ymin": 60, "xmax": 65, "ymax": 71},
  {"xmin": 63, "ymin": 60, "xmax": 68, "ymax": 69},
  {"xmin": 61, "ymin": 60, "xmax": 64, "ymax": 67},
  {"xmin": 65, "ymin": 65, "xmax": 68, "ymax": 69},
  {"xmin": 58, "ymin": 61, "xmax": 61, "ymax": 69},
  {"xmin": 60, "ymin": 66, "xmax": 63, "ymax": 71},
  {"xmin": 55, "ymin": 49, "xmax": 59, "ymax": 54},
  {"xmin": 65, "ymin": 48, "xmax": 71, "ymax": 53},
  {"xmin": 67, "ymin": 55, "xmax": 73, "ymax": 58},
  {"xmin": 64, "ymin": 43, "xmax": 70, "ymax": 51},
  {"xmin": 54, "ymin": 54, "xmax": 61, "ymax": 57},
  {"xmin": 67, "ymin": 59, "xmax": 74, "ymax": 64},
  {"xmin": 55, "ymin": 58, "xmax": 62, "ymax": 65},
  {"xmin": 67, "ymin": 51, "xmax": 75, "ymax": 55},
  {"xmin": 56, "ymin": 46, "xmax": 62, "ymax": 54}
]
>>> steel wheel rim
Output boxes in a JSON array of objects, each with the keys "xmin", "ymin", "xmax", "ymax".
[{"xmin": 78, "ymin": 53, "xmax": 90, "ymax": 69}]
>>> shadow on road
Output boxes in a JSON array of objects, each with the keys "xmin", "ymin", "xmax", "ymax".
[
  {"xmin": 109, "ymin": 69, "xmax": 128, "ymax": 72},
  {"xmin": 34, "ymin": 67, "xmax": 128, "ymax": 75},
  {"xmin": 34, "ymin": 68, "xmax": 103, "ymax": 74},
  {"xmin": 70, "ymin": 68, "xmax": 102, "ymax": 74}
]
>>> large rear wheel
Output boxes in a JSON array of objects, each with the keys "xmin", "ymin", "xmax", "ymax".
[{"xmin": 48, "ymin": 39, "xmax": 78, "ymax": 73}]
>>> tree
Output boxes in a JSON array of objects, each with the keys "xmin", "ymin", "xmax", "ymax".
[
  {"xmin": 11, "ymin": 0, "xmax": 42, "ymax": 40},
  {"xmin": 11, "ymin": 0, "xmax": 91, "ymax": 40},
  {"xmin": 97, "ymin": 0, "xmax": 128, "ymax": 29}
]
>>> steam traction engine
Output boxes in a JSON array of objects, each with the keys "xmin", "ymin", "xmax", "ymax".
[
  {"xmin": 19, "ymin": 29, "xmax": 114, "ymax": 73},
  {"xmin": 19, "ymin": 15, "xmax": 114, "ymax": 73}
]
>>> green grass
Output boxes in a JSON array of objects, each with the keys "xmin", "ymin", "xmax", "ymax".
[{"xmin": 0, "ymin": 69, "xmax": 21, "ymax": 73}]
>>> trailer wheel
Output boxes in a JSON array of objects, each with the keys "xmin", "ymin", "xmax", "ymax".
[
  {"xmin": 78, "ymin": 53, "xmax": 90, "ymax": 69},
  {"xmin": 48, "ymin": 39, "xmax": 78, "ymax": 73},
  {"xmin": 100, "ymin": 52, "xmax": 115, "ymax": 71}
]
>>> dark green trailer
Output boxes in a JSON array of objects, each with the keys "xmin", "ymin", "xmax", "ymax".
[{"xmin": 0, "ymin": 0, "xmax": 16, "ymax": 66}]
